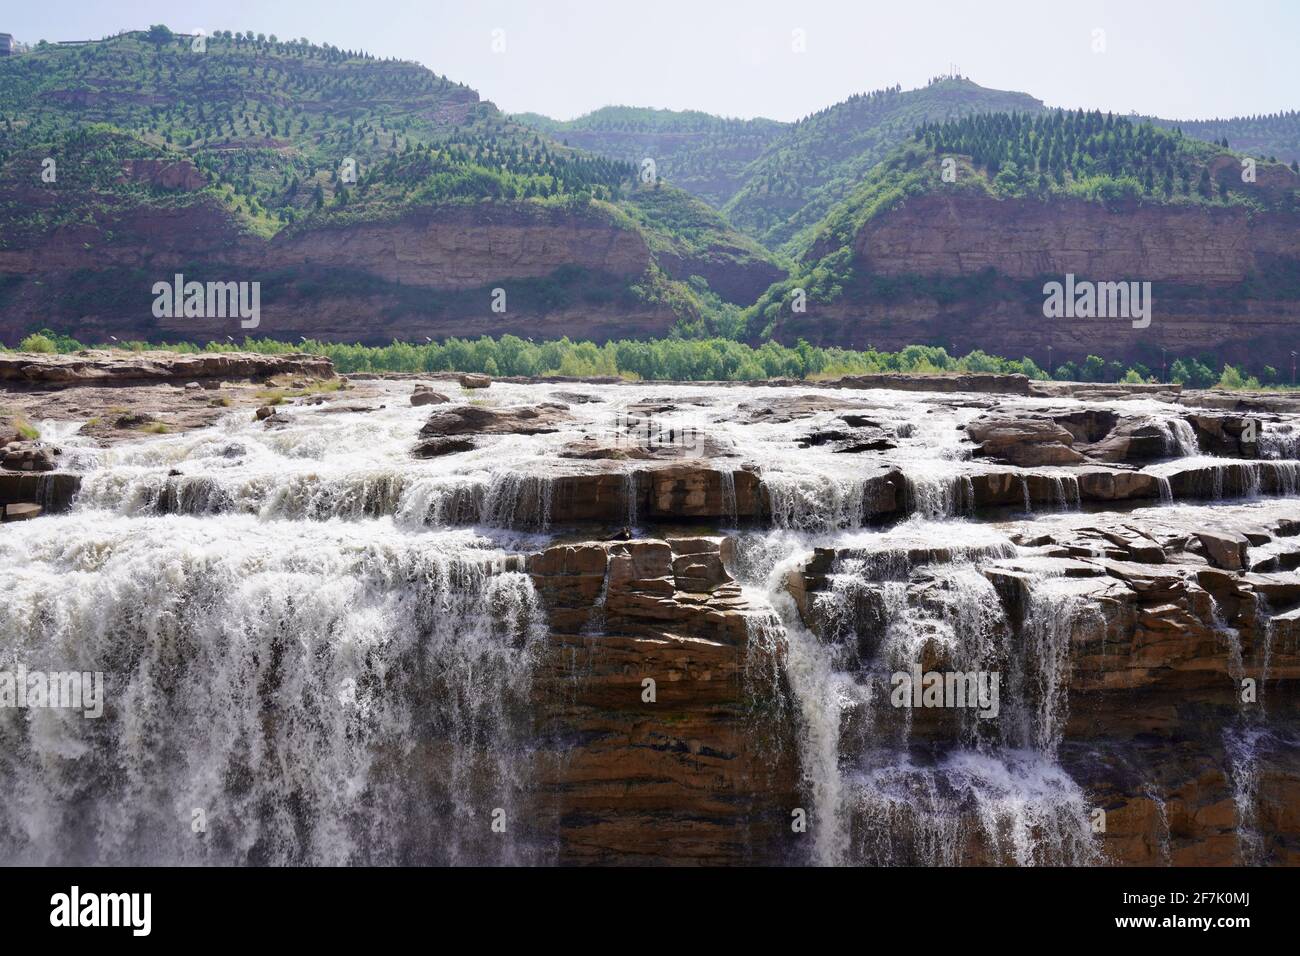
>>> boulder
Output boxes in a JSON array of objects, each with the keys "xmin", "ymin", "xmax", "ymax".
[
  {"xmin": 967, "ymin": 415, "xmax": 1084, "ymax": 466},
  {"xmin": 1, "ymin": 441, "xmax": 58, "ymax": 472},
  {"xmin": 418, "ymin": 403, "xmax": 569, "ymax": 438},
  {"xmin": 1196, "ymin": 530, "xmax": 1250, "ymax": 571},
  {"xmin": 2, "ymin": 502, "xmax": 42, "ymax": 521},
  {"xmin": 458, "ymin": 373, "xmax": 491, "ymax": 389},
  {"xmin": 412, "ymin": 437, "xmax": 476, "ymax": 458},
  {"xmin": 411, "ymin": 386, "xmax": 451, "ymax": 407}
]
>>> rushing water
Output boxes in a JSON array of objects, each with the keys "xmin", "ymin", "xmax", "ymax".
[
  {"xmin": 731, "ymin": 519, "xmax": 1107, "ymax": 866},
  {"xmin": 3, "ymin": 380, "xmax": 1298, "ymax": 865},
  {"xmin": 0, "ymin": 514, "xmax": 546, "ymax": 865}
]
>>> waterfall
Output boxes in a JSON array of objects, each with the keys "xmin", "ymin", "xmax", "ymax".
[
  {"xmin": 720, "ymin": 470, "xmax": 739, "ymax": 527},
  {"xmin": 1165, "ymin": 418, "xmax": 1200, "ymax": 457},
  {"xmin": 1272, "ymin": 460, "xmax": 1300, "ymax": 496},
  {"xmin": 1223, "ymin": 726, "xmax": 1270, "ymax": 866},
  {"xmin": 1048, "ymin": 473, "xmax": 1081, "ymax": 511},
  {"xmin": 1144, "ymin": 785, "xmax": 1173, "ymax": 865},
  {"xmin": 761, "ymin": 473, "xmax": 870, "ymax": 531},
  {"xmin": 903, "ymin": 473, "xmax": 975, "ymax": 519},
  {"xmin": 1156, "ymin": 475, "xmax": 1173, "ymax": 503},
  {"xmin": 733, "ymin": 528, "xmax": 1100, "ymax": 866},
  {"xmin": 623, "ymin": 470, "xmax": 639, "ymax": 529},
  {"xmin": 79, "ymin": 467, "xmax": 561, "ymax": 531},
  {"xmin": 0, "ymin": 514, "xmax": 548, "ymax": 865},
  {"xmin": 1258, "ymin": 423, "xmax": 1300, "ymax": 461},
  {"xmin": 847, "ymin": 751, "xmax": 1101, "ymax": 866}
]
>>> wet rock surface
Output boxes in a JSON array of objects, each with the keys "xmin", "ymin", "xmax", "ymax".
[{"xmin": 3, "ymin": 357, "xmax": 1299, "ymax": 866}]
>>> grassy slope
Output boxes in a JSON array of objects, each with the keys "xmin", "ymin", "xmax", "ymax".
[
  {"xmin": 0, "ymin": 32, "xmax": 777, "ymax": 331},
  {"xmin": 721, "ymin": 78, "xmax": 1046, "ymax": 255},
  {"xmin": 745, "ymin": 109, "xmax": 1300, "ymax": 339},
  {"xmin": 510, "ymin": 105, "xmax": 788, "ymax": 208}
]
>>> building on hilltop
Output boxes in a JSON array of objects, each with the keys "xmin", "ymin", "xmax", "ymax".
[{"xmin": 0, "ymin": 33, "xmax": 14, "ymax": 56}]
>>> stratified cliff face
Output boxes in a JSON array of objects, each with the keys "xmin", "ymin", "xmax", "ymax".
[
  {"xmin": 854, "ymin": 193, "xmax": 1293, "ymax": 283},
  {"xmin": 779, "ymin": 186, "xmax": 1300, "ymax": 366},
  {"xmin": 265, "ymin": 205, "xmax": 654, "ymax": 290},
  {"xmin": 0, "ymin": 197, "xmax": 684, "ymax": 344},
  {"xmin": 0, "ymin": 34, "xmax": 793, "ymax": 346},
  {"xmin": 4, "ymin": 367, "xmax": 1299, "ymax": 865}
]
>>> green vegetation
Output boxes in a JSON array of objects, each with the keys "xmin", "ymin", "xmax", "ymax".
[
  {"xmin": 3, "ymin": 329, "xmax": 1286, "ymax": 390},
  {"xmin": 721, "ymin": 78, "xmax": 1047, "ymax": 253},
  {"xmin": 513, "ymin": 106, "xmax": 787, "ymax": 208},
  {"xmin": 0, "ymin": 30, "xmax": 773, "ymax": 302},
  {"xmin": 518, "ymin": 86, "xmax": 1300, "ymax": 259},
  {"xmin": 915, "ymin": 109, "xmax": 1297, "ymax": 207},
  {"xmin": 1151, "ymin": 110, "xmax": 1300, "ymax": 166},
  {"xmin": 745, "ymin": 109, "xmax": 1300, "ymax": 340},
  {"xmin": 6, "ymin": 412, "xmax": 40, "ymax": 440}
]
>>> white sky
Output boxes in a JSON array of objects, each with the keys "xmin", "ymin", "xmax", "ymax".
[{"xmin": 7, "ymin": 0, "xmax": 1298, "ymax": 122}]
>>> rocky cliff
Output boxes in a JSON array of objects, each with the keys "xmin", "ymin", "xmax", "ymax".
[
  {"xmin": 4, "ymin": 364, "xmax": 1298, "ymax": 865},
  {"xmin": 776, "ymin": 188, "xmax": 1300, "ymax": 367}
]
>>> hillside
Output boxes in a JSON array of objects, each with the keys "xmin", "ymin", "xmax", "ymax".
[
  {"xmin": 510, "ymin": 106, "xmax": 787, "ymax": 208},
  {"xmin": 749, "ymin": 109, "xmax": 1300, "ymax": 371},
  {"xmin": 1152, "ymin": 111, "xmax": 1300, "ymax": 165},
  {"xmin": 0, "ymin": 29, "xmax": 780, "ymax": 344},
  {"xmin": 720, "ymin": 77, "xmax": 1047, "ymax": 254},
  {"xmin": 516, "ymin": 83, "xmax": 1300, "ymax": 263}
]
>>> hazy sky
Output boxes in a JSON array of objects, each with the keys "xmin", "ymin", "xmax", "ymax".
[{"xmin": 6, "ymin": 1, "xmax": 1298, "ymax": 122}]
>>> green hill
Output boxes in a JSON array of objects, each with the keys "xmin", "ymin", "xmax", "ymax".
[
  {"xmin": 1152, "ymin": 111, "xmax": 1300, "ymax": 165},
  {"xmin": 510, "ymin": 105, "xmax": 787, "ymax": 208},
  {"xmin": 720, "ymin": 77, "xmax": 1046, "ymax": 255},
  {"xmin": 744, "ymin": 108, "xmax": 1300, "ymax": 357},
  {"xmin": 0, "ymin": 29, "xmax": 782, "ymax": 340}
]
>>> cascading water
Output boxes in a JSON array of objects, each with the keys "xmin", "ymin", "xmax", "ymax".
[
  {"xmin": 6, "ymin": 379, "xmax": 1300, "ymax": 868},
  {"xmin": 0, "ymin": 514, "xmax": 548, "ymax": 865},
  {"xmin": 1259, "ymin": 424, "xmax": 1300, "ymax": 461},
  {"xmin": 732, "ymin": 520, "xmax": 1102, "ymax": 866},
  {"xmin": 1163, "ymin": 417, "xmax": 1201, "ymax": 458}
]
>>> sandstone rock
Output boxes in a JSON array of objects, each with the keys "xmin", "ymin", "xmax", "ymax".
[
  {"xmin": 113, "ymin": 412, "xmax": 154, "ymax": 428},
  {"xmin": 1196, "ymin": 530, "xmax": 1250, "ymax": 570},
  {"xmin": 458, "ymin": 373, "xmax": 491, "ymax": 389},
  {"xmin": 0, "ymin": 351, "xmax": 333, "ymax": 385},
  {"xmin": 735, "ymin": 393, "xmax": 870, "ymax": 424},
  {"xmin": 410, "ymin": 386, "xmax": 451, "ymax": 407},
  {"xmin": 1185, "ymin": 413, "xmax": 1261, "ymax": 457},
  {"xmin": 1, "ymin": 441, "xmax": 58, "ymax": 472},
  {"xmin": 1077, "ymin": 418, "xmax": 1175, "ymax": 462},
  {"xmin": 2, "ymin": 502, "xmax": 42, "ymax": 521},
  {"xmin": 412, "ymin": 437, "xmax": 475, "ymax": 458},
  {"xmin": 419, "ymin": 403, "xmax": 568, "ymax": 438},
  {"xmin": 967, "ymin": 415, "xmax": 1084, "ymax": 466},
  {"xmin": 832, "ymin": 372, "xmax": 1031, "ymax": 395},
  {"xmin": 0, "ymin": 472, "xmax": 80, "ymax": 512}
]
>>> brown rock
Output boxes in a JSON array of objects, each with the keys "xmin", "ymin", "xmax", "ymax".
[
  {"xmin": 2, "ymin": 502, "xmax": 42, "ymax": 521},
  {"xmin": 411, "ymin": 386, "xmax": 451, "ymax": 407},
  {"xmin": 412, "ymin": 437, "xmax": 475, "ymax": 458},
  {"xmin": 1, "ymin": 441, "xmax": 58, "ymax": 472},
  {"xmin": 1196, "ymin": 530, "xmax": 1250, "ymax": 570},
  {"xmin": 418, "ymin": 403, "xmax": 568, "ymax": 438}
]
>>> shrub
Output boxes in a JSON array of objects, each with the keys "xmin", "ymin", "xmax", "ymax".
[{"xmin": 19, "ymin": 333, "xmax": 57, "ymax": 354}]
